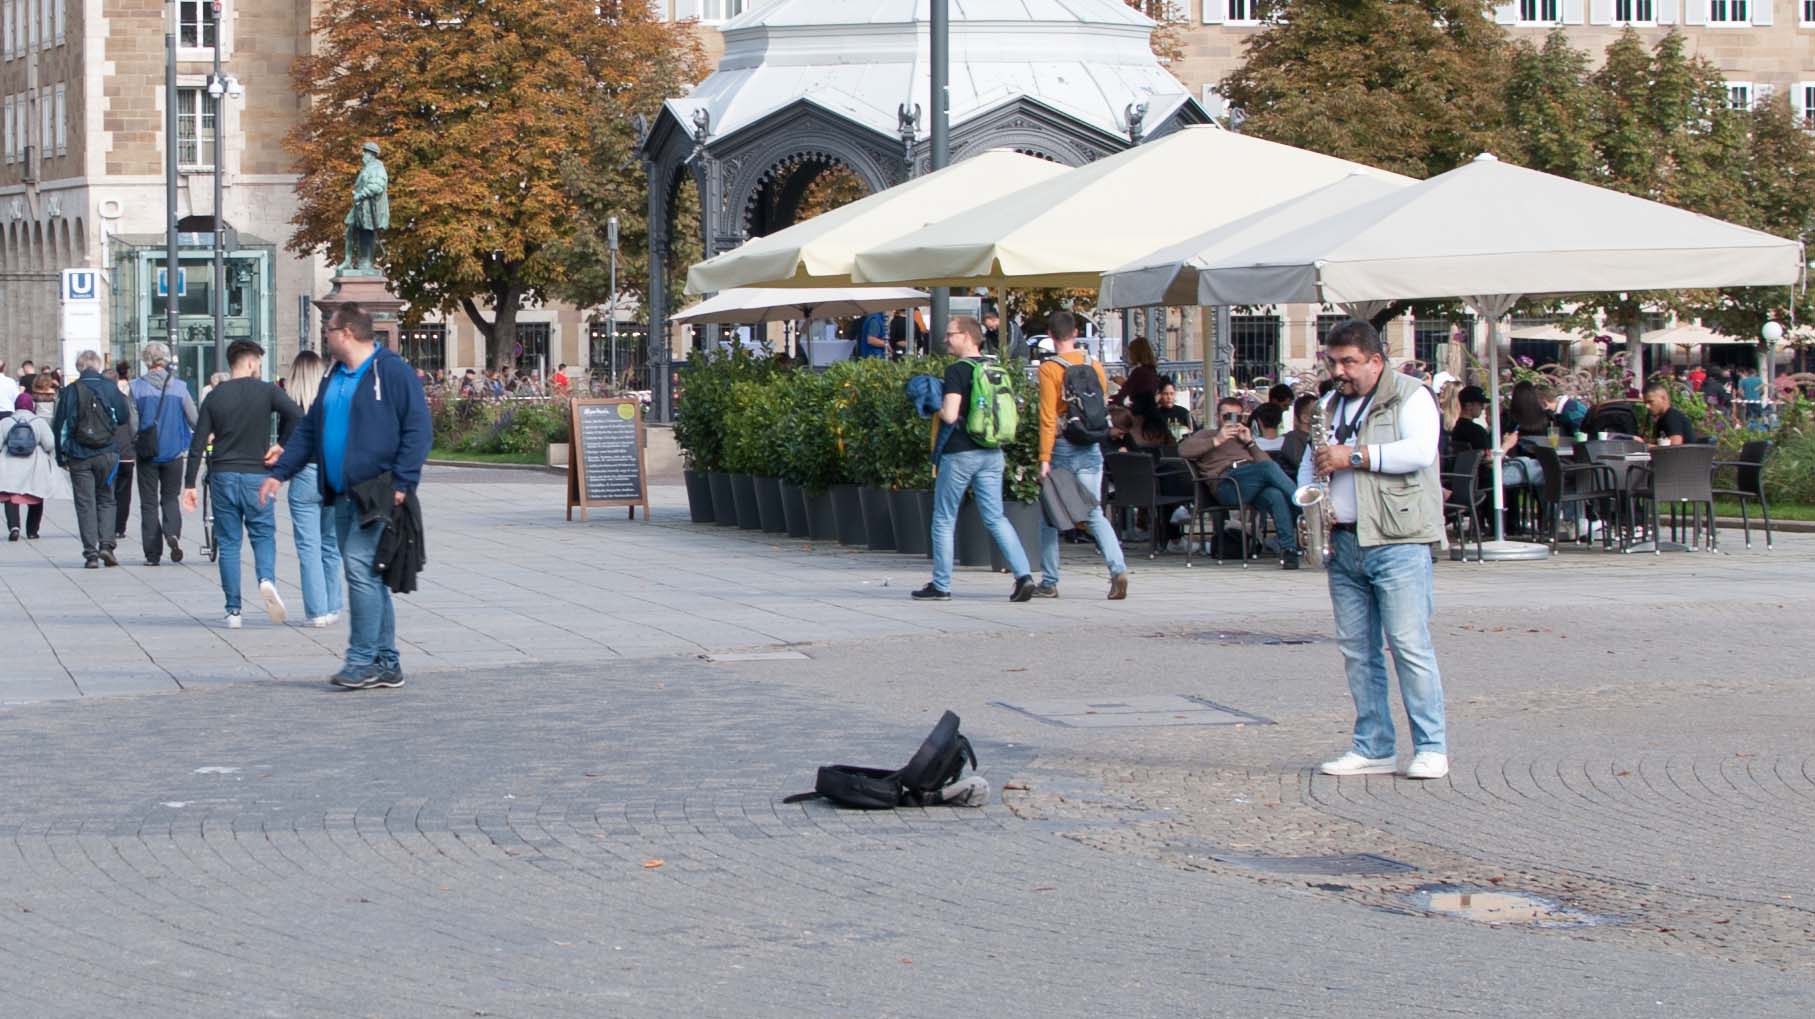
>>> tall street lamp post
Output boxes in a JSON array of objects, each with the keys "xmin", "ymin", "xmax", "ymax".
[
  {"xmin": 929, "ymin": 0, "xmax": 950, "ymax": 347},
  {"xmin": 607, "ymin": 215, "xmax": 619, "ymax": 387},
  {"xmin": 164, "ymin": 3, "xmax": 179, "ymax": 362}
]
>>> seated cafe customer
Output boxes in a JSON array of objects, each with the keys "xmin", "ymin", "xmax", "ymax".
[
  {"xmin": 1449, "ymin": 385, "xmax": 1492, "ymax": 454},
  {"xmin": 1644, "ymin": 382, "xmax": 1695, "ymax": 445},
  {"xmin": 1178, "ymin": 397, "xmax": 1301, "ymax": 570}
]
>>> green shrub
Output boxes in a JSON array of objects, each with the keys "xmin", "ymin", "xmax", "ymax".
[
  {"xmin": 1000, "ymin": 359, "xmax": 1042, "ymax": 503},
  {"xmin": 722, "ymin": 379, "xmax": 787, "ymax": 476},
  {"xmin": 674, "ymin": 349, "xmax": 771, "ymax": 472},
  {"xmin": 777, "ymin": 371, "xmax": 843, "ymax": 492}
]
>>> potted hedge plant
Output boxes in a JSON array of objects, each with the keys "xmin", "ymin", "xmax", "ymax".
[
  {"xmin": 778, "ymin": 370, "xmax": 840, "ymax": 540},
  {"xmin": 824, "ymin": 360, "xmax": 872, "ymax": 547},
  {"xmin": 882, "ymin": 355, "xmax": 947, "ymax": 557},
  {"xmin": 721, "ymin": 379, "xmax": 770, "ymax": 530},
  {"xmin": 840, "ymin": 358, "xmax": 913, "ymax": 552},
  {"xmin": 675, "ymin": 351, "xmax": 733, "ymax": 524}
]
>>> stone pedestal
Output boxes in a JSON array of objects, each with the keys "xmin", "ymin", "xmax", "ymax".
[{"xmin": 314, "ymin": 272, "xmax": 407, "ymax": 350}]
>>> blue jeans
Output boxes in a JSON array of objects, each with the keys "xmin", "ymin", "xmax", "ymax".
[
  {"xmin": 211, "ymin": 471, "xmax": 277, "ymax": 615},
  {"xmin": 333, "ymin": 495, "xmax": 398, "ymax": 671},
  {"xmin": 930, "ymin": 447, "xmax": 1029, "ymax": 590},
  {"xmin": 1327, "ymin": 528, "xmax": 1446, "ymax": 758},
  {"xmin": 1038, "ymin": 440, "xmax": 1126, "ymax": 587},
  {"xmin": 288, "ymin": 465, "xmax": 344, "ymax": 620},
  {"xmin": 1216, "ymin": 460, "xmax": 1300, "ymax": 553}
]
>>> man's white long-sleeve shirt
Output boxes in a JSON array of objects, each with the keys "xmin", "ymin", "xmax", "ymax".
[{"xmin": 1296, "ymin": 386, "xmax": 1442, "ymax": 525}]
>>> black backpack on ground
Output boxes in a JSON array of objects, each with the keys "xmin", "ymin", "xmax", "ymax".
[
  {"xmin": 1059, "ymin": 356, "xmax": 1109, "ymax": 445},
  {"xmin": 74, "ymin": 383, "xmax": 116, "ymax": 450},
  {"xmin": 784, "ymin": 711, "xmax": 977, "ymax": 810}
]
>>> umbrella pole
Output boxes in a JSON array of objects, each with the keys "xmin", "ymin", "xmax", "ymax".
[{"xmin": 1470, "ymin": 295, "xmax": 1548, "ymax": 562}]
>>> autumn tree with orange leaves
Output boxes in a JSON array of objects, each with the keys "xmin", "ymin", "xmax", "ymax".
[{"xmin": 288, "ymin": 1, "xmax": 705, "ymax": 369}]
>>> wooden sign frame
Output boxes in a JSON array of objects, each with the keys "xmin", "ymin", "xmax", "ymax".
[{"xmin": 566, "ymin": 397, "xmax": 650, "ymax": 521}]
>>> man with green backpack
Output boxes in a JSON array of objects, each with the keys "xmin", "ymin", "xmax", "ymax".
[{"xmin": 912, "ymin": 316, "xmax": 1036, "ymax": 603}]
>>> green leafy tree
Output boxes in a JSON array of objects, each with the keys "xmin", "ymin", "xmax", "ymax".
[
  {"xmin": 288, "ymin": 1, "xmax": 704, "ymax": 368},
  {"xmin": 1219, "ymin": 0, "xmax": 1515, "ymax": 179},
  {"xmin": 1504, "ymin": 31, "xmax": 1595, "ymax": 181}
]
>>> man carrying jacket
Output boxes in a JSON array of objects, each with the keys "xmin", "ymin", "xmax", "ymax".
[
  {"xmin": 261, "ymin": 302, "xmax": 431, "ymax": 690},
  {"xmin": 51, "ymin": 349, "xmax": 133, "ymax": 568}
]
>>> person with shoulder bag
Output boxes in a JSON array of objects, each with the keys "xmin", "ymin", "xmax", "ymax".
[
  {"xmin": 1, "ymin": 392, "xmax": 57, "ymax": 541},
  {"xmin": 1032, "ymin": 310, "xmax": 1128, "ymax": 600},
  {"xmin": 130, "ymin": 343, "xmax": 198, "ymax": 564},
  {"xmin": 50, "ymin": 349, "xmax": 132, "ymax": 568}
]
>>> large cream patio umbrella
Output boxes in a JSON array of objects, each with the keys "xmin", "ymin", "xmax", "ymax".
[
  {"xmin": 851, "ymin": 125, "xmax": 1408, "ymax": 290},
  {"xmin": 1189, "ymin": 153, "xmax": 1804, "ymax": 560},
  {"xmin": 669, "ymin": 287, "xmax": 929, "ymax": 325},
  {"xmin": 684, "ymin": 149, "xmax": 1069, "ymax": 295}
]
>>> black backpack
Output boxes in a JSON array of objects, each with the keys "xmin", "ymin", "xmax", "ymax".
[
  {"xmin": 784, "ymin": 711, "xmax": 977, "ymax": 810},
  {"xmin": 74, "ymin": 383, "xmax": 115, "ymax": 449},
  {"xmin": 1059, "ymin": 356, "xmax": 1109, "ymax": 444}
]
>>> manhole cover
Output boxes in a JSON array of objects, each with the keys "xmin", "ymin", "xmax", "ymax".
[
  {"xmin": 1407, "ymin": 886, "xmax": 1609, "ymax": 927},
  {"xmin": 990, "ymin": 695, "xmax": 1272, "ymax": 728},
  {"xmin": 1211, "ymin": 852, "xmax": 1416, "ymax": 876},
  {"xmin": 1171, "ymin": 630, "xmax": 1326, "ymax": 646}
]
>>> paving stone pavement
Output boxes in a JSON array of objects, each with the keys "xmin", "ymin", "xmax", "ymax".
[{"xmin": 4, "ymin": 465, "xmax": 1815, "ymax": 1015}]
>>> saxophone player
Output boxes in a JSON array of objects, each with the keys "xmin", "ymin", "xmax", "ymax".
[{"xmin": 1295, "ymin": 320, "xmax": 1450, "ymax": 781}]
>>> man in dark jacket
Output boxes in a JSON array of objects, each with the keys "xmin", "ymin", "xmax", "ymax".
[
  {"xmin": 262, "ymin": 302, "xmax": 431, "ymax": 690},
  {"xmin": 51, "ymin": 350, "xmax": 132, "ymax": 568}
]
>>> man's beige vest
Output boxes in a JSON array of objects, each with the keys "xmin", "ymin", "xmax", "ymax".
[{"xmin": 1351, "ymin": 370, "xmax": 1446, "ymax": 547}]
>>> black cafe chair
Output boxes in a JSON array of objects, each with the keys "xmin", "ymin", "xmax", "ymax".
[
  {"xmin": 1712, "ymin": 439, "xmax": 1774, "ymax": 549},
  {"xmin": 1442, "ymin": 448, "xmax": 1486, "ymax": 562},
  {"xmin": 1103, "ymin": 452, "xmax": 1197, "ymax": 562}
]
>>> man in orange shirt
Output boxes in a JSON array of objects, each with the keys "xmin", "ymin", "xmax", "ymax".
[{"xmin": 1034, "ymin": 310, "xmax": 1128, "ymax": 600}]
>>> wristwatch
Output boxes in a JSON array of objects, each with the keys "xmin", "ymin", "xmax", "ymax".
[{"xmin": 1348, "ymin": 449, "xmax": 1366, "ymax": 470}]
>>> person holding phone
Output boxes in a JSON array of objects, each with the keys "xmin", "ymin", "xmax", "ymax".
[{"xmin": 1177, "ymin": 397, "xmax": 1302, "ymax": 569}]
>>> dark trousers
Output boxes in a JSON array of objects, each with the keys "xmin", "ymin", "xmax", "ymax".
[
  {"xmin": 137, "ymin": 457, "xmax": 185, "ymax": 559},
  {"xmin": 113, "ymin": 460, "xmax": 135, "ymax": 536},
  {"xmin": 4, "ymin": 502, "xmax": 44, "ymax": 536},
  {"xmin": 67, "ymin": 453, "xmax": 119, "ymax": 558}
]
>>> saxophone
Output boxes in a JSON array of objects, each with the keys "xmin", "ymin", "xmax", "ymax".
[{"xmin": 1292, "ymin": 394, "xmax": 1332, "ymax": 570}]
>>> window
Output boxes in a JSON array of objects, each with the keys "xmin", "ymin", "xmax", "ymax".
[
  {"xmin": 1708, "ymin": 0, "xmax": 1749, "ymax": 20},
  {"xmin": 1519, "ymin": 0, "xmax": 1560, "ymax": 21},
  {"xmin": 4, "ymin": 0, "xmax": 13, "ymax": 60},
  {"xmin": 1225, "ymin": 0, "xmax": 1263, "ymax": 23},
  {"xmin": 180, "ymin": 1, "xmax": 217, "ymax": 48},
  {"xmin": 52, "ymin": 82, "xmax": 62, "ymax": 156},
  {"xmin": 38, "ymin": 0, "xmax": 48, "ymax": 49},
  {"xmin": 1804, "ymin": 0, "xmax": 1815, "ymax": 23},
  {"xmin": 1802, "ymin": 84, "xmax": 1815, "ymax": 129},
  {"xmin": 397, "ymin": 324, "xmax": 446, "ymax": 374},
  {"xmin": 1414, "ymin": 317, "xmax": 1474, "ymax": 369},
  {"xmin": 52, "ymin": 0, "xmax": 58, "ymax": 45},
  {"xmin": 514, "ymin": 321, "xmax": 551, "ymax": 367},
  {"xmin": 1230, "ymin": 315, "xmax": 1282, "ymax": 386},
  {"xmin": 3, "ymin": 94, "xmax": 13, "ymax": 163},
  {"xmin": 176, "ymin": 87, "xmax": 215, "ymax": 166},
  {"xmin": 1614, "ymin": 0, "xmax": 1655, "ymax": 20},
  {"xmin": 591, "ymin": 321, "xmax": 648, "ymax": 380},
  {"xmin": 1314, "ymin": 313, "xmax": 1347, "ymax": 352},
  {"xmin": 1725, "ymin": 81, "xmax": 1754, "ymax": 111}
]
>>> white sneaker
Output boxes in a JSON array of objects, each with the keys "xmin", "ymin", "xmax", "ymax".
[
  {"xmin": 1404, "ymin": 752, "xmax": 1450, "ymax": 780},
  {"xmin": 259, "ymin": 580, "xmax": 287, "ymax": 624},
  {"xmin": 224, "ymin": 613, "xmax": 242, "ymax": 629},
  {"xmin": 308, "ymin": 612, "xmax": 340, "ymax": 629},
  {"xmin": 934, "ymin": 775, "xmax": 990, "ymax": 807},
  {"xmin": 1319, "ymin": 751, "xmax": 1397, "ymax": 776}
]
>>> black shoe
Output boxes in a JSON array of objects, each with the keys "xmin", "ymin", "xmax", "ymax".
[
  {"xmin": 330, "ymin": 665, "xmax": 381, "ymax": 690},
  {"xmin": 145, "ymin": 558, "xmax": 160, "ymax": 567},
  {"xmin": 1281, "ymin": 551, "xmax": 1301, "ymax": 571},
  {"xmin": 83, "ymin": 557, "xmax": 100, "ymax": 569},
  {"xmin": 98, "ymin": 547, "xmax": 118, "ymax": 567},
  {"xmin": 7, "ymin": 528, "xmax": 16, "ymax": 542},
  {"xmin": 114, "ymin": 532, "xmax": 127, "ymax": 540},
  {"xmin": 25, "ymin": 532, "xmax": 39, "ymax": 540},
  {"xmin": 367, "ymin": 666, "xmax": 406, "ymax": 689},
  {"xmin": 1010, "ymin": 575, "xmax": 1036, "ymax": 603},
  {"xmin": 1030, "ymin": 583, "xmax": 1059, "ymax": 599},
  {"xmin": 910, "ymin": 583, "xmax": 952, "ymax": 601},
  {"xmin": 168, "ymin": 537, "xmax": 184, "ymax": 563}
]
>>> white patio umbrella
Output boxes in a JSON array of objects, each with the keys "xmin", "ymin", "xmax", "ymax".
[
  {"xmin": 1190, "ymin": 153, "xmax": 1804, "ymax": 560},
  {"xmin": 852, "ymin": 125, "xmax": 1411, "ymax": 289},
  {"xmin": 1508, "ymin": 323, "xmax": 1592, "ymax": 344},
  {"xmin": 684, "ymin": 150, "xmax": 1068, "ymax": 295},
  {"xmin": 669, "ymin": 287, "xmax": 929, "ymax": 325},
  {"xmin": 1099, "ymin": 171, "xmax": 1409, "ymax": 311},
  {"xmin": 1639, "ymin": 322, "xmax": 1751, "ymax": 345}
]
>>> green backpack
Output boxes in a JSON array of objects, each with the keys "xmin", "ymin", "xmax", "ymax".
[{"xmin": 964, "ymin": 358, "xmax": 1018, "ymax": 448}]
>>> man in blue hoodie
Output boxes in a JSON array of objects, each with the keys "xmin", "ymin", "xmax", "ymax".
[
  {"xmin": 262, "ymin": 302, "xmax": 431, "ymax": 689},
  {"xmin": 51, "ymin": 350, "xmax": 133, "ymax": 568}
]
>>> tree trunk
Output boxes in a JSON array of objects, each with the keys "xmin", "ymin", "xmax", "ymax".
[{"xmin": 460, "ymin": 287, "xmax": 521, "ymax": 371}]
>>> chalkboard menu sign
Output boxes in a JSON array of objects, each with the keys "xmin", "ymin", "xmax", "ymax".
[{"xmin": 567, "ymin": 398, "xmax": 649, "ymax": 521}]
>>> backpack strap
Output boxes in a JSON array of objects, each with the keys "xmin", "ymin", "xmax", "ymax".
[{"xmin": 781, "ymin": 791, "xmax": 822, "ymax": 804}]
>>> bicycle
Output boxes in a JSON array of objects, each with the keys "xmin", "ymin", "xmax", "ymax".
[{"xmin": 196, "ymin": 449, "xmax": 219, "ymax": 563}]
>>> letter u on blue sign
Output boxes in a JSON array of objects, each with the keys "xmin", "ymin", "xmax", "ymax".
[{"xmin": 62, "ymin": 269, "xmax": 98, "ymax": 301}]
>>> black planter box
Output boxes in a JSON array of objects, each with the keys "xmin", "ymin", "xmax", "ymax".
[
  {"xmin": 888, "ymin": 488, "xmax": 931, "ymax": 556},
  {"xmin": 729, "ymin": 473, "xmax": 763, "ymax": 530},
  {"xmin": 683, "ymin": 470, "xmax": 715, "ymax": 524},
  {"xmin": 804, "ymin": 488, "xmax": 838, "ymax": 541},
  {"xmin": 708, "ymin": 472, "xmax": 738, "ymax": 526},
  {"xmin": 860, "ymin": 485, "xmax": 896, "ymax": 551},
  {"xmin": 955, "ymin": 496, "xmax": 994, "ymax": 566},
  {"xmin": 992, "ymin": 499, "xmax": 1042, "ymax": 575},
  {"xmin": 779, "ymin": 481, "xmax": 812, "ymax": 539},
  {"xmin": 831, "ymin": 484, "xmax": 867, "ymax": 546},
  {"xmin": 753, "ymin": 476, "xmax": 788, "ymax": 533}
]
